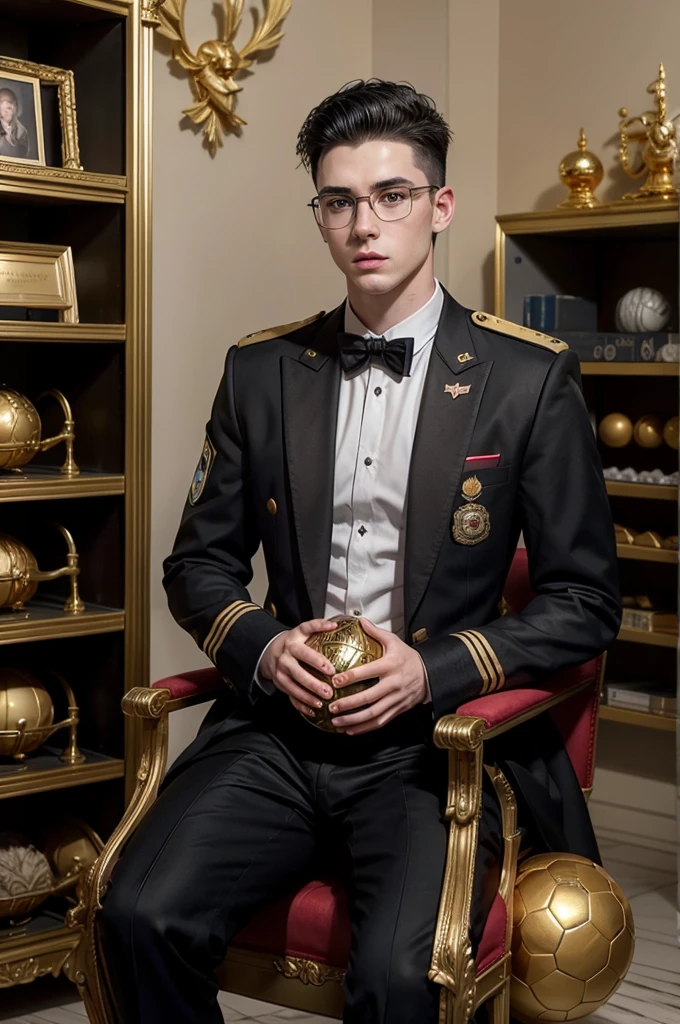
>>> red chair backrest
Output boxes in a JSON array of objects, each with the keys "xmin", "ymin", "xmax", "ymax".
[{"xmin": 504, "ymin": 546, "xmax": 600, "ymax": 792}]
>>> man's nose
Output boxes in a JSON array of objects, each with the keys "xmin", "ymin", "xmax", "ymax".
[{"xmin": 352, "ymin": 197, "xmax": 379, "ymax": 237}]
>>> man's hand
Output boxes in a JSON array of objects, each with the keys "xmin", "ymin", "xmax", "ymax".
[
  {"xmin": 327, "ymin": 618, "xmax": 428, "ymax": 735},
  {"xmin": 259, "ymin": 619, "xmax": 338, "ymax": 716}
]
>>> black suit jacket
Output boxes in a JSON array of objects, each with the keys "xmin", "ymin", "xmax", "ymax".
[{"xmin": 162, "ymin": 290, "xmax": 621, "ymax": 856}]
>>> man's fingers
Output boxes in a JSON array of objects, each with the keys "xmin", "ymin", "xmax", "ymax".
[
  {"xmin": 329, "ymin": 679, "xmax": 390, "ymax": 715},
  {"xmin": 275, "ymin": 674, "xmax": 323, "ymax": 709},
  {"xmin": 281, "ymin": 654, "xmax": 333, "ymax": 700},
  {"xmin": 332, "ymin": 695, "xmax": 401, "ymax": 731},
  {"xmin": 288, "ymin": 640, "xmax": 335, "ymax": 678},
  {"xmin": 299, "ymin": 619, "xmax": 338, "ymax": 636},
  {"xmin": 289, "ymin": 696, "xmax": 317, "ymax": 720},
  {"xmin": 332, "ymin": 655, "xmax": 389, "ymax": 688},
  {"xmin": 358, "ymin": 617, "xmax": 391, "ymax": 641}
]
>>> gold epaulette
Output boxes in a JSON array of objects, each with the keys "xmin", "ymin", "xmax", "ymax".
[
  {"xmin": 238, "ymin": 311, "xmax": 325, "ymax": 348},
  {"xmin": 470, "ymin": 311, "xmax": 568, "ymax": 353}
]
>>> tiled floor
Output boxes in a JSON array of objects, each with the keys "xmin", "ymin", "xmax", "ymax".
[{"xmin": 0, "ymin": 839, "xmax": 677, "ymax": 1024}]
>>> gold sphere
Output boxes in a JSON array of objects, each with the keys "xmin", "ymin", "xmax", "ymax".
[
  {"xmin": 0, "ymin": 534, "xmax": 39, "ymax": 609},
  {"xmin": 41, "ymin": 817, "xmax": 103, "ymax": 886},
  {"xmin": 0, "ymin": 669, "xmax": 54, "ymax": 758},
  {"xmin": 558, "ymin": 129, "xmax": 604, "ymax": 209},
  {"xmin": 0, "ymin": 389, "xmax": 40, "ymax": 470},
  {"xmin": 663, "ymin": 415, "xmax": 679, "ymax": 449},
  {"xmin": 303, "ymin": 617, "xmax": 383, "ymax": 732},
  {"xmin": 598, "ymin": 413, "xmax": 633, "ymax": 448},
  {"xmin": 511, "ymin": 853, "xmax": 635, "ymax": 1023},
  {"xmin": 633, "ymin": 414, "xmax": 664, "ymax": 448}
]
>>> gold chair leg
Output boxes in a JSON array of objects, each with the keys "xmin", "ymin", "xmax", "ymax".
[{"xmin": 486, "ymin": 980, "xmax": 510, "ymax": 1024}]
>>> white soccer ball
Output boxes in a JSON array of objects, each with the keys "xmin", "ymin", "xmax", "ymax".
[{"xmin": 615, "ymin": 287, "xmax": 671, "ymax": 333}]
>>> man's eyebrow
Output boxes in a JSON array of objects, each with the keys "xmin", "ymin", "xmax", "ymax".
[{"xmin": 317, "ymin": 176, "xmax": 416, "ymax": 197}]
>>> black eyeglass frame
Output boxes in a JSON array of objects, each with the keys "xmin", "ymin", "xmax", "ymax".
[{"xmin": 307, "ymin": 184, "xmax": 442, "ymax": 229}]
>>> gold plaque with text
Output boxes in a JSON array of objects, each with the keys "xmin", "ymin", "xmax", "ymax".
[{"xmin": 0, "ymin": 241, "xmax": 78, "ymax": 322}]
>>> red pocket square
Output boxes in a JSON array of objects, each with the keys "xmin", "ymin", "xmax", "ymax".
[{"xmin": 465, "ymin": 454, "xmax": 501, "ymax": 470}]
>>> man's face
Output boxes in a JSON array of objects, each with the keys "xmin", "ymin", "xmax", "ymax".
[
  {"xmin": 314, "ymin": 139, "xmax": 454, "ymax": 297},
  {"xmin": 0, "ymin": 95, "xmax": 16, "ymax": 122}
]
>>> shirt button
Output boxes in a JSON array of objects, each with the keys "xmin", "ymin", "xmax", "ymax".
[
  {"xmin": 374, "ymin": 386, "xmax": 382, "ymax": 396},
  {"xmin": 352, "ymin": 609, "xmax": 361, "ymax": 616},
  {"xmin": 364, "ymin": 456, "xmax": 373, "ymax": 466},
  {"xmin": 358, "ymin": 525, "xmax": 367, "ymax": 536}
]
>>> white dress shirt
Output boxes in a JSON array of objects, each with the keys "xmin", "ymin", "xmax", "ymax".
[
  {"xmin": 326, "ymin": 280, "xmax": 444, "ymax": 635},
  {"xmin": 254, "ymin": 280, "xmax": 444, "ymax": 693}
]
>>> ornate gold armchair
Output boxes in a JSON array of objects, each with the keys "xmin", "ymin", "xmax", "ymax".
[{"xmin": 67, "ymin": 549, "xmax": 604, "ymax": 1024}]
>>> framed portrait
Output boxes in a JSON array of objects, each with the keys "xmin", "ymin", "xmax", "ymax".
[
  {"xmin": 0, "ymin": 56, "xmax": 81, "ymax": 173},
  {"xmin": 0, "ymin": 70, "xmax": 45, "ymax": 166}
]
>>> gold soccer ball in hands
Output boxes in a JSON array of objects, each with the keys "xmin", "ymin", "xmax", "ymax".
[
  {"xmin": 302, "ymin": 616, "xmax": 383, "ymax": 732},
  {"xmin": 510, "ymin": 852, "xmax": 634, "ymax": 1022}
]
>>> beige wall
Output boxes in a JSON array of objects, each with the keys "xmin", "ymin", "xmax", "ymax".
[{"xmin": 152, "ymin": 0, "xmax": 678, "ymax": 842}]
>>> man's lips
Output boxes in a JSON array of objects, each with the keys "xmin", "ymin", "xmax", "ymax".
[{"xmin": 353, "ymin": 253, "xmax": 388, "ymax": 269}]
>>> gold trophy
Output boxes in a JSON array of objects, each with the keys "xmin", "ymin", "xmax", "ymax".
[
  {"xmin": 557, "ymin": 129, "xmax": 603, "ymax": 209},
  {"xmin": 0, "ymin": 524, "xmax": 85, "ymax": 614},
  {"xmin": 616, "ymin": 62, "xmax": 679, "ymax": 202},
  {"xmin": 0, "ymin": 667, "xmax": 85, "ymax": 771},
  {"xmin": 0, "ymin": 388, "xmax": 78, "ymax": 475},
  {"xmin": 302, "ymin": 616, "xmax": 383, "ymax": 732}
]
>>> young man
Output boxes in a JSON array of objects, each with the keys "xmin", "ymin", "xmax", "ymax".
[{"xmin": 99, "ymin": 80, "xmax": 620, "ymax": 1024}]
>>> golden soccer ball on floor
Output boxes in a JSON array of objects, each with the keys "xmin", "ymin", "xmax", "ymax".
[
  {"xmin": 302, "ymin": 616, "xmax": 383, "ymax": 732},
  {"xmin": 510, "ymin": 852, "xmax": 635, "ymax": 1022}
]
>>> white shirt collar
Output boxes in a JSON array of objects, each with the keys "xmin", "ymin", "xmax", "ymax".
[{"xmin": 344, "ymin": 279, "xmax": 444, "ymax": 355}]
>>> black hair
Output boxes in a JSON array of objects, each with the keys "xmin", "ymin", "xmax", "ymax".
[{"xmin": 296, "ymin": 79, "xmax": 452, "ymax": 187}]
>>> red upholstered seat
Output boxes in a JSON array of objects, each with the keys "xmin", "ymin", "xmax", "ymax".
[{"xmin": 232, "ymin": 877, "xmax": 509, "ymax": 975}]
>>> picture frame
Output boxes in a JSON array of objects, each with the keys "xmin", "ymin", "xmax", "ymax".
[{"xmin": 0, "ymin": 56, "xmax": 81, "ymax": 173}]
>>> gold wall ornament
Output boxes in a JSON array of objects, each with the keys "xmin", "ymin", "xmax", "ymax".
[
  {"xmin": 0, "ymin": 524, "xmax": 85, "ymax": 615},
  {"xmin": 157, "ymin": 0, "xmax": 293, "ymax": 154},
  {"xmin": 0, "ymin": 389, "xmax": 78, "ymax": 476},
  {"xmin": 0, "ymin": 667, "xmax": 85, "ymax": 766},
  {"xmin": 557, "ymin": 128, "xmax": 603, "ymax": 209},
  {"xmin": 617, "ymin": 63, "xmax": 679, "ymax": 202}
]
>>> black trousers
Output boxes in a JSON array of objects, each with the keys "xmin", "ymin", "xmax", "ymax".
[{"xmin": 99, "ymin": 705, "xmax": 502, "ymax": 1024}]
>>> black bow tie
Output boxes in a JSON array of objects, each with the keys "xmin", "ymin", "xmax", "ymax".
[{"xmin": 337, "ymin": 332, "xmax": 414, "ymax": 379}]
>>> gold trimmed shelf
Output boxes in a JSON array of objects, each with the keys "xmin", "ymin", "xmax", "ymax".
[
  {"xmin": 580, "ymin": 362, "xmax": 678, "ymax": 376},
  {"xmin": 0, "ymin": 470, "xmax": 124, "ymax": 502},
  {"xmin": 605, "ymin": 481, "xmax": 678, "ymax": 501},
  {"xmin": 599, "ymin": 705, "xmax": 676, "ymax": 732},
  {"xmin": 0, "ymin": 170, "xmax": 126, "ymax": 205},
  {"xmin": 0, "ymin": 601, "xmax": 124, "ymax": 645},
  {"xmin": 0, "ymin": 747, "xmax": 125, "ymax": 800},
  {"xmin": 496, "ymin": 201, "xmax": 679, "ymax": 237},
  {"xmin": 616, "ymin": 627, "xmax": 677, "ymax": 648},
  {"xmin": 0, "ymin": 911, "xmax": 82, "ymax": 984},
  {"xmin": 616, "ymin": 543, "xmax": 678, "ymax": 564},
  {"xmin": 0, "ymin": 323, "xmax": 125, "ymax": 343}
]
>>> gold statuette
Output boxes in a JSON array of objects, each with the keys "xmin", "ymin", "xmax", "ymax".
[
  {"xmin": 0, "ymin": 388, "xmax": 78, "ymax": 475},
  {"xmin": 616, "ymin": 62, "xmax": 679, "ymax": 202},
  {"xmin": 557, "ymin": 128, "xmax": 603, "ymax": 209}
]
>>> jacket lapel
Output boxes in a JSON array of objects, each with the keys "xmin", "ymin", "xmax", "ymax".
[
  {"xmin": 404, "ymin": 291, "xmax": 493, "ymax": 627},
  {"xmin": 282, "ymin": 304, "xmax": 344, "ymax": 618}
]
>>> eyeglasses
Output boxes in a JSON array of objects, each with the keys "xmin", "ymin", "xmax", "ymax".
[{"xmin": 308, "ymin": 185, "xmax": 441, "ymax": 229}]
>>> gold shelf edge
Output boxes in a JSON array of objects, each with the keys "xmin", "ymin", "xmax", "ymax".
[
  {"xmin": 496, "ymin": 201, "xmax": 679, "ymax": 235},
  {"xmin": 0, "ymin": 181, "xmax": 125, "ymax": 205},
  {"xmin": 0, "ymin": 758, "xmax": 125, "ymax": 800},
  {"xmin": 0, "ymin": 919, "xmax": 82, "ymax": 962},
  {"xmin": 0, "ymin": 323, "xmax": 125, "ymax": 342},
  {"xmin": 599, "ymin": 705, "xmax": 676, "ymax": 731},
  {"xmin": 580, "ymin": 362, "xmax": 678, "ymax": 376},
  {"xmin": 605, "ymin": 481, "xmax": 678, "ymax": 501},
  {"xmin": 0, "ymin": 475, "xmax": 125, "ymax": 502},
  {"xmin": 616, "ymin": 627, "xmax": 677, "ymax": 648},
  {"xmin": 63, "ymin": 0, "xmax": 132, "ymax": 14},
  {"xmin": 616, "ymin": 544, "xmax": 678, "ymax": 564},
  {"xmin": 0, "ymin": 610, "xmax": 125, "ymax": 645}
]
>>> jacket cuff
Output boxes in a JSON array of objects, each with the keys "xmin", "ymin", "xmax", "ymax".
[
  {"xmin": 417, "ymin": 629, "xmax": 506, "ymax": 719},
  {"xmin": 202, "ymin": 601, "xmax": 288, "ymax": 701}
]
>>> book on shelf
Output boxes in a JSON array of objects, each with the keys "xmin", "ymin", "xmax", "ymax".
[
  {"xmin": 604, "ymin": 681, "xmax": 677, "ymax": 716},
  {"xmin": 522, "ymin": 295, "xmax": 596, "ymax": 332},
  {"xmin": 620, "ymin": 608, "xmax": 678, "ymax": 633},
  {"xmin": 556, "ymin": 331, "xmax": 678, "ymax": 362}
]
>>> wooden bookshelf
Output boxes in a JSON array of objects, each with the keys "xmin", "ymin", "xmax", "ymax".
[
  {"xmin": 616, "ymin": 543, "xmax": 678, "ymax": 563},
  {"xmin": 599, "ymin": 705, "xmax": 676, "ymax": 731}
]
